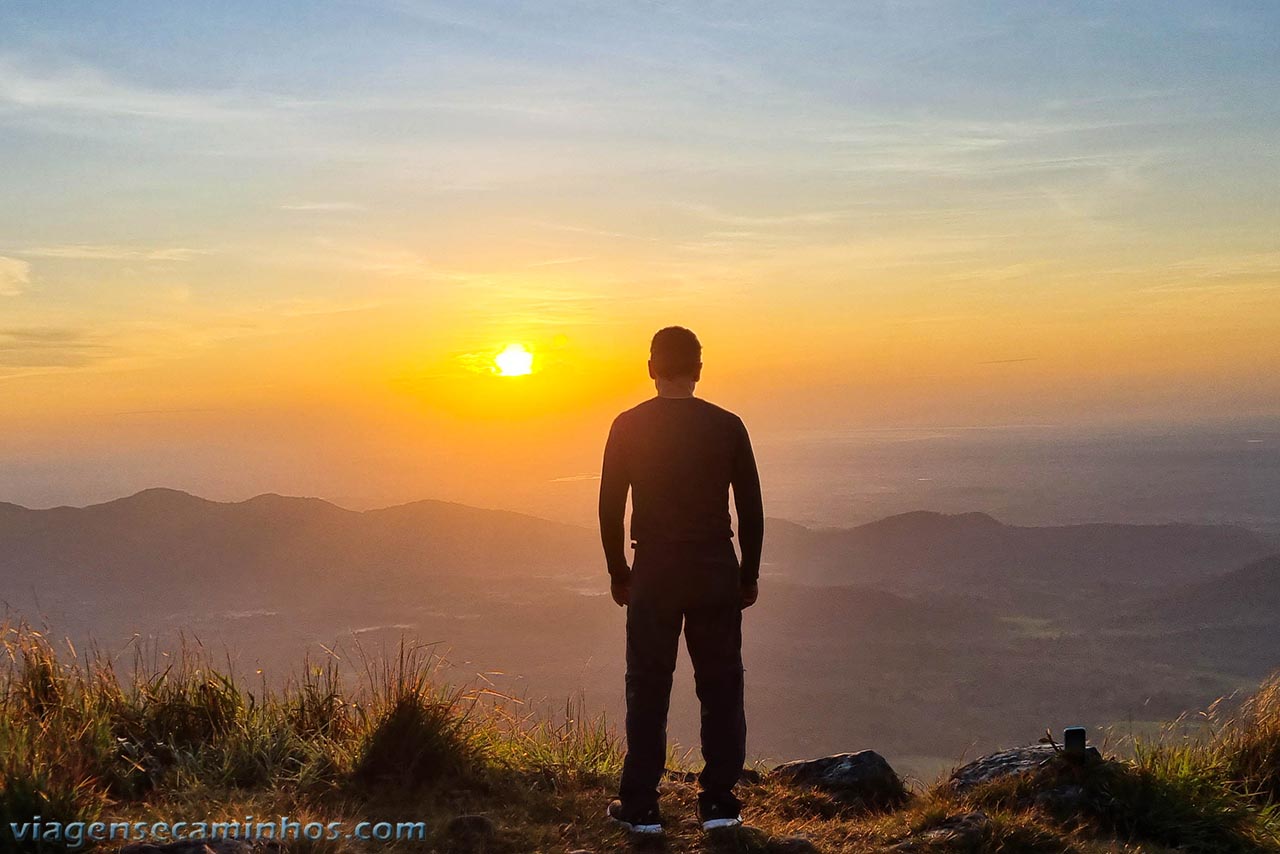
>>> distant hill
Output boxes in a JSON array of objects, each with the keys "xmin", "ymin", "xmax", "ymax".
[
  {"xmin": 764, "ymin": 510, "xmax": 1274, "ymax": 603},
  {"xmin": 1124, "ymin": 554, "xmax": 1280, "ymax": 629},
  {"xmin": 5, "ymin": 488, "xmax": 1280, "ymax": 767},
  {"xmin": 0, "ymin": 488, "xmax": 597, "ymax": 614},
  {"xmin": 4, "ymin": 492, "xmax": 1270, "ymax": 615}
]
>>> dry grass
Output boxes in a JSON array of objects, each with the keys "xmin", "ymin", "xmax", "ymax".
[{"xmin": 4, "ymin": 620, "xmax": 1280, "ymax": 853}]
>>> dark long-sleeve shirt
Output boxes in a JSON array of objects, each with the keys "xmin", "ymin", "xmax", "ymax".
[{"xmin": 598, "ymin": 395, "xmax": 764, "ymax": 583}]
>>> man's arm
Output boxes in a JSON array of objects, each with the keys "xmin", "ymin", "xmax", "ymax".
[
  {"xmin": 731, "ymin": 417, "xmax": 764, "ymax": 588},
  {"xmin": 598, "ymin": 416, "xmax": 631, "ymax": 586}
]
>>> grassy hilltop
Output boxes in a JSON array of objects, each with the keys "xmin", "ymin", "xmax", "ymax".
[{"xmin": 3, "ymin": 623, "xmax": 1280, "ymax": 854}]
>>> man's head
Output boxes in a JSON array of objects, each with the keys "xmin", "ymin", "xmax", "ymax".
[{"xmin": 648, "ymin": 326, "xmax": 702, "ymax": 387}]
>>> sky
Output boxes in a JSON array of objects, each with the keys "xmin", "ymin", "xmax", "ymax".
[{"xmin": 1, "ymin": 1, "xmax": 1278, "ymax": 514}]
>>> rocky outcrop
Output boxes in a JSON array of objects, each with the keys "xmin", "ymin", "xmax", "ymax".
[
  {"xmin": 771, "ymin": 750, "xmax": 907, "ymax": 807},
  {"xmin": 949, "ymin": 744, "xmax": 1058, "ymax": 792},
  {"xmin": 768, "ymin": 834, "xmax": 823, "ymax": 853},
  {"xmin": 949, "ymin": 743, "xmax": 1101, "ymax": 793}
]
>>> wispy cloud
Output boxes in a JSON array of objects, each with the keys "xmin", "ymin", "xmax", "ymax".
[
  {"xmin": 299, "ymin": 239, "xmax": 433, "ymax": 277},
  {"xmin": 1136, "ymin": 253, "xmax": 1280, "ymax": 297},
  {"xmin": 676, "ymin": 202, "xmax": 858, "ymax": 227},
  {"xmin": 278, "ymin": 202, "xmax": 367, "ymax": 212},
  {"xmin": 20, "ymin": 245, "xmax": 204, "ymax": 262},
  {"xmin": 940, "ymin": 262, "xmax": 1047, "ymax": 283},
  {"xmin": 524, "ymin": 255, "xmax": 592, "ymax": 268},
  {"xmin": 0, "ymin": 327, "xmax": 111, "ymax": 368},
  {"xmin": 464, "ymin": 281, "xmax": 619, "ymax": 325},
  {"xmin": 0, "ymin": 256, "xmax": 29, "ymax": 296},
  {"xmin": 0, "ymin": 55, "xmax": 253, "ymax": 123},
  {"xmin": 522, "ymin": 219, "xmax": 659, "ymax": 243},
  {"xmin": 1165, "ymin": 252, "xmax": 1280, "ymax": 281}
]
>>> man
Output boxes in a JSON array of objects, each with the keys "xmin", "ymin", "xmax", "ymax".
[{"xmin": 599, "ymin": 326, "xmax": 764, "ymax": 835}]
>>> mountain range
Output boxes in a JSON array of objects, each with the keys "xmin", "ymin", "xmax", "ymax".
[{"xmin": 2, "ymin": 488, "xmax": 1277, "ymax": 777}]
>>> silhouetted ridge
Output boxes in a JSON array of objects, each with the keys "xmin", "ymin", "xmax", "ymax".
[
  {"xmin": 6, "ymin": 487, "xmax": 1280, "ymax": 782},
  {"xmin": 242, "ymin": 492, "xmax": 339, "ymax": 507},
  {"xmin": 3, "ymin": 487, "xmax": 1274, "ymax": 628},
  {"xmin": 97, "ymin": 487, "xmax": 215, "ymax": 509},
  {"xmin": 238, "ymin": 492, "xmax": 353, "ymax": 522},
  {"xmin": 364, "ymin": 498, "xmax": 587, "ymax": 533},
  {"xmin": 0, "ymin": 488, "xmax": 602, "ymax": 617},
  {"xmin": 1136, "ymin": 553, "xmax": 1280, "ymax": 627},
  {"xmin": 857, "ymin": 510, "xmax": 1003, "ymax": 534},
  {"xmin": 770, "ymin": 509, "xmax": 1271, "ymax": 594},
  {"xmin": 1220, "ymin": 553, "xmax": 1280, "ymax": 586}
]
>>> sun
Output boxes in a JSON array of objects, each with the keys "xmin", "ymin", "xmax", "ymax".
[{"xmin": 494, "ymin": 343, "xmax": 534, "ymax": 377}]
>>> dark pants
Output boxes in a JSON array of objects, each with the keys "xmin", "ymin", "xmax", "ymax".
[{"xmin": 618, "ymin": 539, "xmax": 746, "ymax": 808}]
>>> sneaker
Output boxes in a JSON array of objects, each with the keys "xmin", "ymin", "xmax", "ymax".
[
  {"xmin": 607, "ymin": 799, "xmax": 664, "ymax": 835},
  {"xmin": 698, "ymin": 793, "xmax": 743, "ymax": 830}
]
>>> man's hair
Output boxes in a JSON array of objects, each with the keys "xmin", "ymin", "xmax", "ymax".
[{"xmin": 650, "ymin": 326, "xmax": 702, "ymax": 379}]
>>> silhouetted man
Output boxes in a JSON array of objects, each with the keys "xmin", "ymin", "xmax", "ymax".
[{"xmin": 600, "ymin": 326, "xmax": 764, "ymax": 835}]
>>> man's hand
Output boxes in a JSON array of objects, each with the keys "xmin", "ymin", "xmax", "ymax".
[
  {"xmin": 610, "ymin": 576, "xmax": 631, "ymax": 607},
  {"xmin": 740, "ymin": 581, "xmax": 759, "ymax": 609}
]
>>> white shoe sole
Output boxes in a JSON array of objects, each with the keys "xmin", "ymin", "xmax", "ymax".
[
  {"xmin": 606, "ymin": 809, "xmax": 663, "ymax": 835},
  {"xmin": 702, "ymin": 817, "xmax": 743, "ymax": 830}
]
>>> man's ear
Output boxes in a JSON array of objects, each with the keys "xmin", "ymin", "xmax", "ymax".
[
  {"xmin": 648, "ymin": 359, "xmax": 657, "ymax": 380},
  {"xmin": 693, "ymin": 362, "xmax": 703, "ymax": 382}
]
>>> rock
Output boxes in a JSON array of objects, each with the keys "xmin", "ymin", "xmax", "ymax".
[
  {"xmin": 771, "ymin": 750, "xmax": 906, "ymax": 806},
  {"xmin": 949, "ymin": 744, "xmax": 1058, "ymax": 792},
  {"xmin": 121, "ymin": 843, "xmax": 253, "ymax": 854},
  {"xmin": 767, "ymin": 833, "xmax": 822, "ymax": 853},
  {"xmin": 948, "ymin": 743, "xmax": 1101, "ymax": 793}
]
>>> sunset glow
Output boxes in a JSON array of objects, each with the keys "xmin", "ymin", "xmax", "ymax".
[
  {"xmin": 0, "ymin": 2, "xmax": 1276, "ymax": 515},
  {"xmin": 495, "ymin": 344, "xmax": 534, "ymax": 377}
]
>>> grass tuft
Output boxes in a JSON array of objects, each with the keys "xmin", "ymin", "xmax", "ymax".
[{"xmin": 5, "ymin": 618, "xmax": 1280, "ymax": 853}]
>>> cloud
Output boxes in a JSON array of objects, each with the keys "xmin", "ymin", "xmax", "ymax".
[
  {"xmin": 278, "ymin": 202, "xmax": 367, "ymax": 212},
  {"xmin": 0, "ymin": 256, "xmax": 30, "ymax": 295},
  {"xmin": 455, "ymin": 350, "xmax": 501, "ymax": 376},
  {"xmin": 549, "ymin": 473, "xmax": 600, "ymax": 483},
  {"xmin": 0, "ymin": 55, "xmax": 250, "ymax": 123},
  {"xmin": 298, "ymin": 239, "xmax": 433, "ymax": 277},
  {"xmin": 21, "ymin": 245, "xmax": 204, "ymax": 261},
  {"xmin": 523, "ymin": 219, "xmax": 659, "ymax": 243},
  {"xmin": 524, "ymin": 255, "xmax": 592, "ymax": 268},
  {"xmin": 1167, "ymin": 252, "xmax": 1280, "ymax": 281},
  {"xmin": 676, "ymin": 202, "xmax": 856, "ymax": 227},
  {"xmin": 0, "ymin": 327, "xmax": 111, "ymax": 367}
]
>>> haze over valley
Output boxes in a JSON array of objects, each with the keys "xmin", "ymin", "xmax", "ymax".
[{"xmin": 5, "ymin": 482, "xmax": 1277, "ymax": 779}]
